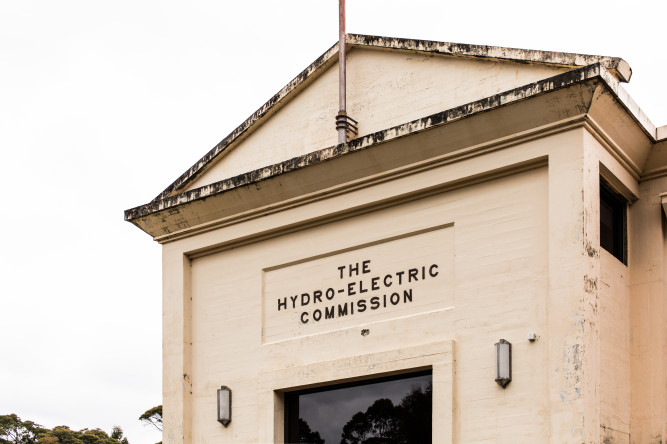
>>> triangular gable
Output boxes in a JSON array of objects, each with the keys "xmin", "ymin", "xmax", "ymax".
[{"xmin": 154, "ymin": 35, "xmax": 632, "ymax": 200}]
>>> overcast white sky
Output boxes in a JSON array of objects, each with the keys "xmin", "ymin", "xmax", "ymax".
[{"xmin": 0, "ymin": 1, "xmax": 665, "ymax": 443}]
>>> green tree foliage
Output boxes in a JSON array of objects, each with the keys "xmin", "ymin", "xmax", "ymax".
[
  {"xmin": 0, "ymin": 415, "xmax": 128, "ymax": 444},
  {"xmin": 393, "ymin": 384, "xmax": 431, "ymax": 443},
  {"xmin": 298, "ymin": 418, "xmax": 324, "ymax": 444},
  {"xmin": 340, "ymin": 383, "xmax": 432, "ymax": 444},
  {"xmin": 340, "ymin": 412, "xmax": 371, "ymax": 444},
  {"xmin": 38, "ymin": 426, "xmax": 128, "ymax": 444},
  {"xmin": 138, "ymin": 406, "xmax": 162, "ymax": 433},
  {"xmin": 0, "ymin": 414, "xmax": 46, "ymax": 444}
]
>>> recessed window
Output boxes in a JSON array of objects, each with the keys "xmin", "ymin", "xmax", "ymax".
[
  {"xmin": 600, "ymin": 180, "xmax": 627, "ymax": 264},
  {"xmin": 285, "ymin": 371, "xmax": 432, "ymax": 444}
]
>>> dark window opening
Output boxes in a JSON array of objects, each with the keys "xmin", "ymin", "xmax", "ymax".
[
  {"xmin": 285, "ymin": 370, "xmax": 432, "ymax": 444},
  {"xmin": 600, "ymin": 180, "xmax": 627, "ymax": 264}
]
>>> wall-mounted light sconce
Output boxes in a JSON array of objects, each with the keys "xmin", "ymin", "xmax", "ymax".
[
  {"xmin": 217, "ymin": 386, "xmax": 232, "ymax": 427},
  {"xmin": 495, "ymin": 339, "xmax": 512, "ymax": 388}
]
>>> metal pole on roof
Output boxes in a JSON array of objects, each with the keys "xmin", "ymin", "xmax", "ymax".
[
  {"xmin": 336, "ymin": 0, "xmax": 357, "ymax": 144},
  {"xmin": 337, "ymin": 0, "xmax": 347, "ymax": 145}
]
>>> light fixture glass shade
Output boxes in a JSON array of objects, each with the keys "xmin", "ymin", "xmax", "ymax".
[
  {"xmin": 217, "ymin": 386, "xmax": 232, "ymax": 427},
  {"xmin": 495, "ymin": 339, "xmax": 512, "ymax": 388}
]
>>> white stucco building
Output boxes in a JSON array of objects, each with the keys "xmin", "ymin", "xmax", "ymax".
[{"xmin": 126, "ymin": 35, "xmax": 667, "ymax": 443}]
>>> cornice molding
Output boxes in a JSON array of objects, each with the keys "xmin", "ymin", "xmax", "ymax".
[{"xmin": 156, "ymin": 117, "xmax": 582, "ymax": 245}]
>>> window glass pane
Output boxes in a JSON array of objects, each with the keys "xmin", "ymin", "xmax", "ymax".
[
  {"xmin": 600, "ymin": 199, "xmax": 615, "ymax": 253},
  {"xmin": 286, "ymin": 372, "xmax": 432, "ymax": 444},
  {"xmin": 599, "ymin": 181, "xmax": 627, "ymax": 264}
]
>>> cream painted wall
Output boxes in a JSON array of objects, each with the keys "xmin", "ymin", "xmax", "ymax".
[
  {"xmin": 586, "ymin": 128, "xmax": 635, "ymax": 443},
  {"xmin": 599, "ymin": 251, "xmax": 631, "ymax": 442},
  {"xmin": 629, "ymin": 175, "xmax": 667, "ymax": 444},
  {"xmin": 185, "ymin": 48, "xmax": 567, "ymax": 191},
  {"xmin": 189, "ymin": 167, "xmax": 548, "ymax": 443},
  {"xmin": 163, "ymin": 130, "xmax": 575, "ymax": 443},
  {"xmin": 159, "ymin": 127, "xmax": 658, "ymax": 443}
]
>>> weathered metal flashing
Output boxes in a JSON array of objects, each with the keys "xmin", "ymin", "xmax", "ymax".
[
  {"xmin": 125, "ymin": 63, "xmax": 615, "ymax": 224},
  {"xmin": 149, "ymin": 34, "xmax": 635, "ymax": 203}
]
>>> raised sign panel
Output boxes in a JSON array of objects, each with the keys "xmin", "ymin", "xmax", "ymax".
[{"xmin": 262, "ymin": 225, "xmax": 454, "ymax": 343}]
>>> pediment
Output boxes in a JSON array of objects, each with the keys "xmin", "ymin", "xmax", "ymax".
[{"xmin": 154, "ymin": 35, "xmax": 631, "ymax": 200}]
